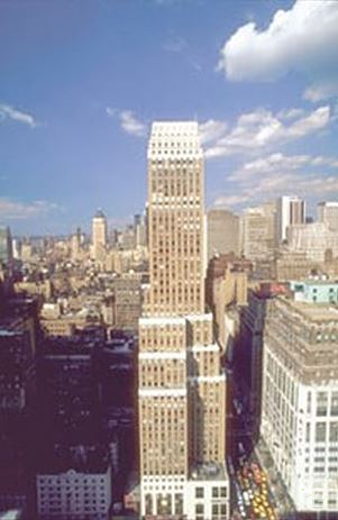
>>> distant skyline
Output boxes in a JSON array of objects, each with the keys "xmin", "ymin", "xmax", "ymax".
[{"xmin": 1, "ymin": 0, "xmax": 338, "ymax": 234}]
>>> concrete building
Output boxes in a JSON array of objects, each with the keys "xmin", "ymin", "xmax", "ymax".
[
  {"xmin": 36, "ymin": 445, "xmax": 112, "ymax": 519},
  {"xmin": 277, "ymin": 195, "xmax": 306, "ymax": 243},
  {"xmin": 241, "ymin": 201, "xmax": 276, "ymax": 262},
  {"xmin": 207, "ymin": 209, "xmax": 240, "ymax": 261},
  {"xmin": 318, "ymin": 201, "xmax": 338, "ymax": 232},
  {"xmin": 286, "ymin": 222, "xmax": 338, "ymax": 262},
  {"xmin": 0, "ymin": 226, "xmax": 13, "ymax": 266},
  {"xmin": 92, "ymin": 210, "xmax": 107, "ymax": 262},
  {"xmin": 138, "ymin": 122, "xmax": 229, "ymax": 519},
  {"xmin": 205, "ymin": 254, "xmax": 252, "ymax": 352},
  {"xmin": 261, "ymin": 282, "xmax": 338, "ymax": 512}
]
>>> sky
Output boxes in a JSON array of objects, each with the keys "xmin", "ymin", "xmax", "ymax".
[{"xmin": 0, "ymin": 0, "xmax": 338, "ymax": 235}]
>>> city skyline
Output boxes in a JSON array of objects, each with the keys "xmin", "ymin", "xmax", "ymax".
[{"xmin": 1, "ymin": 0, "xmax": 338, "ymax": 234}]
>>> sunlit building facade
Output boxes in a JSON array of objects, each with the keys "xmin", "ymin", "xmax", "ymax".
[{"xmin": 138, "ymin": 122, "xmax": 229, "ymax": 519}]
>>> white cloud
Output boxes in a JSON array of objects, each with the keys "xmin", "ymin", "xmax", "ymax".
[
  {"xmin": 213, "ymin": 152, "xmax": 338, "ymax": 209},
  {"xmin": 218, "ymin": 0, "xmax": 338, "ymax": 100},
  {"xmin": 199, "ymin": 119, "xmax": 227, "ymax": 145},
  {"xmin": 119, "ymin": 110, "xmax": 147, "ymax": 137},
  {"xmin": 214, "ymin": 194, "xmax": 251, "ymax": 207},
  {"xmin": 0, "ymin": 198, "xmax": 62, "ymax": 220},
  {"xmin": 106, "ymin": 107, "xmax": 147, "ymax": 137},
  {"xmin": 0, "ymin": 104, "xmax": 39, "ymax": 128},
  {"xmin": 204, "ymin": 106, "xmax": 331, "ymax": 158},
  {"xmin": 230, "ymin": 153, "xmax": 338, "ymax": 182}
]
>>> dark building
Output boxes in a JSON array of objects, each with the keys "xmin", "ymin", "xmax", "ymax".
[{"xmin": 0, "ymin": 296, "xmax": 39, "ymax": 516}]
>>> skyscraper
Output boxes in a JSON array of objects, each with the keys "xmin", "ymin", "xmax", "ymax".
[
  {"xmin": 318, "ymin": 201, "xmax": 338, "ymax": 232},
  {"xmin": 91, "ymin": 209, "xmax": 107, "ymax": 262},
  {"xmin": 276, "ymin": 195, "xmax": 306, "ymax": 243},
  {"xmin": 207, "ymin": 209, "xmax": 240, "ymax": 261},
  {"xmin": 138, "ymin": 122, "xmax": 228, "ymax": 520}
]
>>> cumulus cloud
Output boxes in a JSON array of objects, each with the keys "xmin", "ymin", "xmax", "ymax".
[
  {"xmin": 0, "ymin": 104, "xmax": 39, "ymax": 128},
  {"xmin": 199, "ymin": 119, "xmax": 227, "ymax": 145},
  {"xmin": 229, "ymin": 153, "xmax": 338, "ymax": 182},
  {"xmin": 204, "ymin": 106, "xmax": 331, "ymax": 158},
  {"xmin": 218, "ymin": 0, "xmax": 338, "ymax": 100},
  {"xmin": 106, "ymin": 107, "xmax": 147, "ymax": 137},
  {"xmin": 213, "ymin": 152, "xmax": 338, "ymax": 209},
  {"xmin": 0, "ymin": 198, "xmax": 62, "ymax": 219}
]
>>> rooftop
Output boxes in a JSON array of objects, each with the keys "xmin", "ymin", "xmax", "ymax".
[{"xmin": 190, "ymin": 462, "xmax": 228, "ymax": 482}]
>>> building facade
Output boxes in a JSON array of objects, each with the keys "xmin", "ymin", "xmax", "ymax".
[
  {"xmin": 318, "ymin": 201, "xmax": 338, "ymax": 232},
  {"xmin": 276, "ymin": 196, "xmax": 306, "ymax": 243},
  {"xmin": 92, "ymin": 210, "xmax": 108, "ymax": 262},
  {"xmin": 138, "ymin": 122, "xmax": 228, "ymax": 519},
  {"xmin": 207, "ymin": 209, "xmax": 240, "ymax": 261},
  {"xmin": 261, "ymin": 285, "xmax": 338, "ymax": 512}
]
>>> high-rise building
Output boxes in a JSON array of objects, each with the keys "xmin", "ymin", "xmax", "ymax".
[
  {"xmin": 286, "ymin": 222, "xmax": 338, "ymax": 262},
  {"xmin": 92, "ymin": 210, "xmax": 107, "ymax": 262},
  {"xmin": 276, "ymin": 195, "xmax": 306, "ymax": 243},
  {"xmin": 240, "ymin": 201, "xmax": 276, "ymax": 262},
  {"xmin": 318, "ymin": 201, "xmax": 338, "ymax": 232},
  {"xmin": 207, "ymin": 209, "xmax": 240, "ymax": 261},
  {"xmin": 0, "ymin": 226, "xmax": 13, "ymax": 266},
  {"xmin": 261, "ymin": 282, "xmax": 338, "ymax": 512},
  {"xmin": 138, "ymin": 122, "xmax": 228, "ymax": 520}
]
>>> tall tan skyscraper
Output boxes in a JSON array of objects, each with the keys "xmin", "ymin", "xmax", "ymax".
[
  {"xmin": 91, "ymin": 209, "xmax": 107, "ymax": 261},
  {"xmin": 139, "ymin": 122, "xmax": 229, "ymax": 520}
]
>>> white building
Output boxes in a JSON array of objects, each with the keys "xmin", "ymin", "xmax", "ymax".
[
  {"xmin": 91, "ymin": 209, "xmax": 108, "ymax": 262},
  {"xmin": 318, "ymin": 201, "xmax": 338, "ymax": 232},
  {"xmin": 36, "ymin": 451, "xmax": 112, "ymax": 519},
  {"xmin": 286, "ymin": 222, "xmax": 338, "ymax": 262},
  {"xmin": 277, "ymin": 195, "xmax": 306, "ymax": 243},
  {"xmin": 261, "ymin": 290, "xmax": 338, "ymax": 512}
]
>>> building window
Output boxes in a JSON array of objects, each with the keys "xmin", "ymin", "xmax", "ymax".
[
  {"xmin": 330, "ymin": 422, "xmax": 338, "ymax": 442},
  {"xmin": 316, "ymin": 392, "xmax": 328, "ymax": 416},
  {"xmin": 220, "ymin": 487, "xmax": 227, "ymax": 497},
  {"xmin": 315, "ymin": 422, "xmax": 326, "ymax": 442},
  {"xmin": 195, "ymin": 504, "xmax": 204, "ymax": 515},
  {"xmin": 212, "ymin": 487, "xmax": 219, "ymax": 498},
  {"xmin": 195, "ymin": 487, "xmax": 204, "ymax": 499},
  {"xmin": 331, "ymin": 392, "xmax": 338, "ymax": 416}
]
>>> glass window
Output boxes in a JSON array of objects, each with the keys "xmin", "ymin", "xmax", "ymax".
[
  {"xmin": 330, "ymin": 422, "xmax": 338, "ymax": 442},
  {"xmin": 212, "ymin": 487, "xmax": 219, "ymax": 498},
  {"xmin": 316, "ymin": 392, "xmax": 328, "ymax": 416},
  {"xmin": 220, "ymin": 487, "xmax": 227, "ymax": 497},
  {"xmin": 315, "ymin": 422, "xmax": 326, "ymax": 442},
  {"xmin": 195, "ymin": 504, "xmax": 204, "ymax": 514},
  {"xmin": 331, "ymin": 392, "xmax": 338, "ymax": 416},
  {"xmin": 195, "ymin": 487, "xmax": 204, "ymax": 499}
]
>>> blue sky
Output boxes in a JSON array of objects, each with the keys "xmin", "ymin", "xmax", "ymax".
[{"xmin": 0, "ymin": 0, "xmax": 337, "ymax": 235}]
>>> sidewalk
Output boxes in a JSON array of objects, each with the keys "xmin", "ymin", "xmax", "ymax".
[{"xmin": 255, "ymin": 437, "xmax": 298, "ymax": 520}]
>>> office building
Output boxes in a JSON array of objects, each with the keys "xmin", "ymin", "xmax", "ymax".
[
  {"xmin": 0, "ymin": 226, "xmax": 13, "ymax": 266},
  {"xmin": 286, "ymin": 222, "xmax": 338, "ymax": 262},
  {"xmin": 92, "ymin": 210, "xmax": 107, "ymax": 262},
  {"xmin": 36, "ymin": 445, "xmax": 112, "ymax": 520},
  {"xmin": 138, "ymin": 122, "xmax": 228, "ymax": 520},
  {"xmin": 207, "ymin": 209, "xmax": 240, "ymax": 261},
  {"xmin": 318, "ymin": 201, "xmax": 338, "ymax": 232},
  {"xmin": 276, "ymin": 195, "xmax": 306, "ymax": 243},
  {"xmin": 261, "ymin": 282, "xmax": 338, "ymax": 512},
  {"xmin": 241, "ymin": 201, "xmax": 276, "ymax": 262}
]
